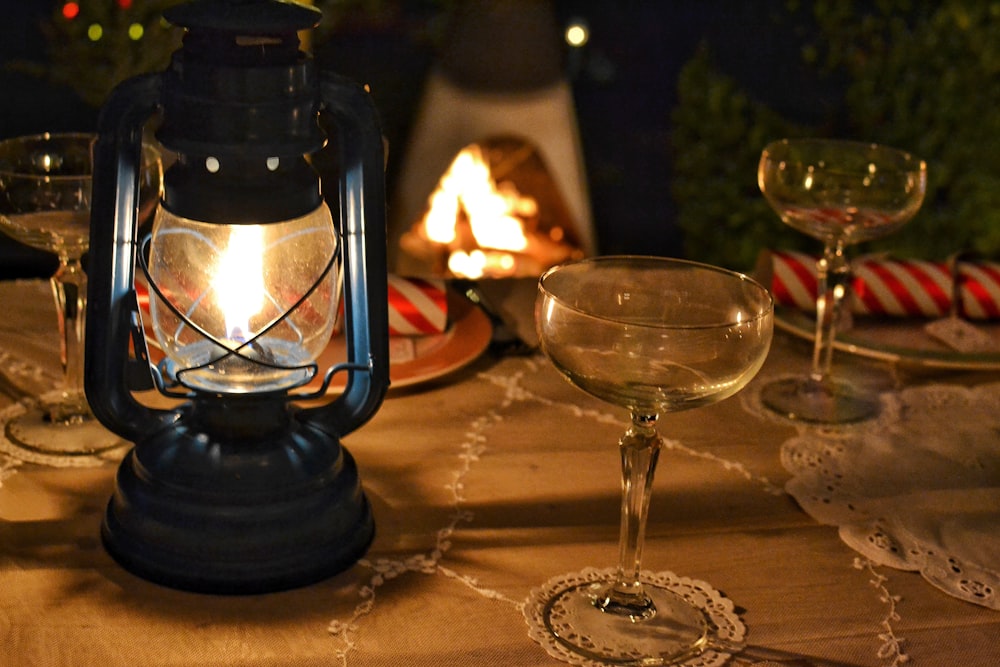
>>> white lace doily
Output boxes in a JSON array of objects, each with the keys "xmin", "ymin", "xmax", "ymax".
[
  {"xmin": 0, "ymin": 349, "xmax": 128, "ymax": 468},
  {"xmin": 779, "ymin": 381, "xmax": 1000, "ymax": 609},
  {"xmin": 523, "ymin": 567, "xmax": 746, "ymax": 667}
]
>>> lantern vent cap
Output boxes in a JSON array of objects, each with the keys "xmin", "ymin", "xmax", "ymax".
[{"xmin": 164, "ymin": 0, "xmax": 321, "ymax": 35}]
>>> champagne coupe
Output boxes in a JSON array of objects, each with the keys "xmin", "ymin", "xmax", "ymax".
[
  {"xmin": 0, "ymin": 132, "xmax": 161, "ymax": 462},
  {"xmin": 758, "ymin": 138, "xmax": 926, "ymax": 423},
  {"xmin": 533, "ymin": 256, "xmax": 773, "ymax": 665}
]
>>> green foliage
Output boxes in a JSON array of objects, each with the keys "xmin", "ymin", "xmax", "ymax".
[
  {"xmin": 41, "ymin": 1, "xmax": 185, "ymax": 108},
  {"xmin": 671, "ymin": 48, "xmax": 811, "ymax": 270},
  {"xmin": 34, "ymin": 0, "xmax": 439, "ymax": 109},
  {"xmin": 671, "ymin": 0, "xmax": 1000, "ymax": 269}
]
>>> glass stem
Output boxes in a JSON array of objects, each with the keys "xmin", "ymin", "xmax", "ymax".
[
  {"xmin": 598, "ymin": 412, "xmax": 662, "ymax": 620},
  {"xmin": 51, "ymin": 255, "xmax": 87, "ymax": 396},
  {"xmin": 811, "ymin": 242, "xmax": 850, "ymax": 384}
]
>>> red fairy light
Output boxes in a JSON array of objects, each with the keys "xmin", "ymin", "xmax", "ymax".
[{"xmin": 62, "ymin": 2, "xmax": 80, "ymax": 20}]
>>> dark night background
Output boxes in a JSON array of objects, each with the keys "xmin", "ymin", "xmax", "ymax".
[{"xmin": 0, "ymin": 1, "xmax": 828, "ymax": 278}]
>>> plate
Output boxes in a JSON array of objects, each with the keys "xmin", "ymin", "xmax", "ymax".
[
  {"xmin": 775, "ymin": 306, "xmax": 1000, "ymax": 371},
  {"xmin": 318, "ymin": 291, "xmax": 492, "ymax": 393},
  {"xmin": 142, "ymin": 290, "xmax": 493, "ymax": 397}
]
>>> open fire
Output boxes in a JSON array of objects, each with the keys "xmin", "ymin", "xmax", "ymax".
[{"xmin": 399, "ymin": 136, "xmax": 584, "ymax": 279}]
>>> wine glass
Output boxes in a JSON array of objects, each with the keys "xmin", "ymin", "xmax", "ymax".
[
  {"xmin": 0, "ymin": 132, "xmax": 161, "ymax": 463},
  {"xmin": 530, "ymin": 256, "xmax": 773, "ymax": 665},
  {"xmin": 758, "ymin": 138, "xmax": 927, "ymax": 423}
]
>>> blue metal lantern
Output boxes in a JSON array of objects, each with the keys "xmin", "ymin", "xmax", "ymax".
[{"xmin": 85, "ymin": 0, "xmax": 389, "ymax": 593}]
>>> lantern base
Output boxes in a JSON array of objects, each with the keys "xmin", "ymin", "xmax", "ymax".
[{"xmin": 101, "ymin": 398, "xmax": 374, "ymax": 594}]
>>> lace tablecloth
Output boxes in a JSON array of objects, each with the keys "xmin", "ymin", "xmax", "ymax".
[
  {"xmin": 772, "ymin": 380, "xmax": 1000, "ymax": 610},
  {"xmin": 3, "ymin": 278, "xmax": 1000, "ymax": 667}
]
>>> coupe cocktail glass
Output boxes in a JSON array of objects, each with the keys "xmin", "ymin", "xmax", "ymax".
[
  {"xmin": 533, "ymin": 256, "xmax": 773, "ymax": 665},
  {"xmin": 0, "ymin": 132, "xmax": 161, "ymax": 461},
  {"xmin": 758, "ymin": 138, "xmax": 926, "ymax": 423}
]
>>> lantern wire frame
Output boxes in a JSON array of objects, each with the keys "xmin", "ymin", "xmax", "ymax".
[{"xmin": 134, "ymin": 233, "xmax": 371, "ymax": 400}]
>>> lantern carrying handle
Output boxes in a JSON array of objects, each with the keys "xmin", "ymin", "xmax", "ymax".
[
  {"xmin": 86, "ymin": 72, "xmax": 179, "ymax": 442},
  {"xmin": 299, "ymin": 72, "xmax": 390, "ymax": 436}
]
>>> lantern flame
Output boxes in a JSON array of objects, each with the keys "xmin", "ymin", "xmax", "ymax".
[{"xmin": 212, "ymin": 225, "xmax": 266, "ymax": 343}]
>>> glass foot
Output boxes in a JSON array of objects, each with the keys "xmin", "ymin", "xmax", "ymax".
[
  {"xmin": 760, "ymin": 376, "xmax": 879, "ymax": 425},
  {"xmin": 0, "ymin": 399, "xmax": 128, "ymax": 467},
  {"xmin": 525, "ymin": 567, "xmax": 745, "ymax": 667}
]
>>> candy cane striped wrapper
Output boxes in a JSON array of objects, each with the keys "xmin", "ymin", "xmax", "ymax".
[
  {"xmin": 851, "ymin": 257, "xmax": 951, "ymax": 318},
  {"xmin": 767, "ymin": 250, "xmax": 819, "ymax": 313},
  {"xmin": 765, "ymin": 250, "xmax": 960, "ymax": 319},
  {"xmin": 387, "ymin": 275, "xmax": 448, "ymax": 336},
  {"xmin": 959, "ymin": 261, "xmax": 1000, "ymax": 321}
]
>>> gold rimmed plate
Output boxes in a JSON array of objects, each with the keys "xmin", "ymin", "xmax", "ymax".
[
  {"xmin": 775, "ymin": 306, "xmax": 1000, "ymax": 371},
  {"xmin": 318, "ymin": 291, "xmax": 492, "ymax": 393}
]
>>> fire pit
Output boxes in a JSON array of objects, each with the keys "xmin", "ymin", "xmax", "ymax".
[
  {"xmin": 389, "ymin": 0, "xmax": 593, "ymax": 279},
  {"xmin": 400, "ymin": 136, "xmax": 584, "ymax": 279}
]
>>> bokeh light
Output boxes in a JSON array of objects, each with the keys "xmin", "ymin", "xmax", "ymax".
[{"xmin": 565, "ymin": 20, "xmax": 589, "ymax": 48}]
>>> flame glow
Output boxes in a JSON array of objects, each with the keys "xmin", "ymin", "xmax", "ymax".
[
  {"xmin": 408, "ymin": 140, "xmax": 582, "ymax": 280},
  {"xmin": 212, "ymin": 225, "xmax": 266, "ymax": 343},
  {"xmin": 447, "ymin": 249, "xmax": 516, "ymax": 277},
  {"xmin": 424, "ymin": 145, "xmax": 533, "ymax": 253}
]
